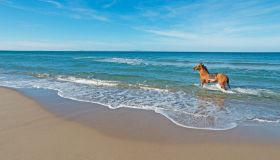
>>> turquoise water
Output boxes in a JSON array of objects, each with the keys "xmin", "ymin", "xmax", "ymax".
[{"xmin": 0, "ymin": 51, "xmax": 280, "ymax": 130}]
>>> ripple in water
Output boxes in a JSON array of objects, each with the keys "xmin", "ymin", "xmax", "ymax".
[{"xmin": 1, "ymin": 74, "xmax": 280, "ymax": 130}]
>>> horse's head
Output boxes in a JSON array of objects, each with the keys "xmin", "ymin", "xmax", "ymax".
[{"xmin": 193, "ymin": 63, "xmax": 204, "ymax": 71}]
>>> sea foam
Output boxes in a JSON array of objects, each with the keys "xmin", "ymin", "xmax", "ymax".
[
  {"xmin": 194, "ymin": 83, "xmax": 279, "ymax": 97},
  {"xmin": 56, "ymin": 76, "xmax": 119, "ymax": 87},
  {"xmin": 95, "ymin": 58, "xmax": 144, "ymax": 65},
  {"xmin": 1, "ymin": 74, "xmax": 280, "ymax": 131}
]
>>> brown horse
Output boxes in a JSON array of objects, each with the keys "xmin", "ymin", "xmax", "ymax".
[{"xmin": 193, "ymin": 63, "xmax": 231, "ymax": 90}]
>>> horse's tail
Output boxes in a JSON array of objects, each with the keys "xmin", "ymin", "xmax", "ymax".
[{"xmin": 227, "ymin": 78, "xmax": 231, "ymax": 89}]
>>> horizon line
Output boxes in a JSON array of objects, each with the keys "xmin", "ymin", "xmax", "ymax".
[{"xmin": 0, "ymin": 50, "xmax": 280, "ymax": 53}]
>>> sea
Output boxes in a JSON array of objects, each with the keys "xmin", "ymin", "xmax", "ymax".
[{"xmin": 0, "ymin": 51, "xmax": 279, "ymax": 130}]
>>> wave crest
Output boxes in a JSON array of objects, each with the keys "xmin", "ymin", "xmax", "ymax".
[
  {"xmin": 56, "ymin": 76, "xmax": 119, "ymax": 87},
  {"xmin": 96, "ymin": 58, "xmax": 144, "ymax": 65},
  {"xmin": 251, "ymin": 118, "xmax": 280, "ymax": 123},
  {"xmin": 194, "ymin": 83, "xmax": 279, "ymax": 97},
  {"xmin": 1, "ymin": 74, "xmax": 279, "ymax": 130}
]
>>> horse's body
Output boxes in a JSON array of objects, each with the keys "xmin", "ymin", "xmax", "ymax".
[{"xmin": 193, "ymin": 63, "xmax": 230, "ymax": 90}]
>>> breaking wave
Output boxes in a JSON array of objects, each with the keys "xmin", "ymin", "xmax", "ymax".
[
  {"xmin": 57, "ymin": 76, "xmax": 119, "ymax": 87},
  {"xmin": 194, "ymin": 83, "xmax": 280, "ymax": 97},
  {"xmin": 73, "ymin": 57, "xmax": 280, "ymax": 72},
  {"xmin": 0, "ymin": 73, "xmax": 280, "ymax": 130},
  {"xmin": 95, "ymin": 58, "xmax": 144, "ymax": 65},
  {"xmin": 252, "ymin": 118, "xmax": 280, "ymax": 123}
]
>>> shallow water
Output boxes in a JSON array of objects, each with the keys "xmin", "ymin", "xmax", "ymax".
[{"xmin": 0, "ymin": 51, "xmax": 279, "ymax": 130}]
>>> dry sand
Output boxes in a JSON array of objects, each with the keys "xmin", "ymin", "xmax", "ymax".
[{"xmin": 0, "ymin": 87, "xmax": 280, "ymax": 160}]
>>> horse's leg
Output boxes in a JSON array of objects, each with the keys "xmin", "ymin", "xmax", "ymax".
[
  {"xmin": 201, "ymin": 82, "xmax": 204, "ymax": 87},
  {"xmin": 220, "ymin": 82, "xmax": 226, "ymax": 90},
  {"xmin": 201, "ymin": 79, "xmax": 207, "ymax": 87},
  {"xmin": 200, "ymin": 79, "xmax": 204, "ymax": 87}
]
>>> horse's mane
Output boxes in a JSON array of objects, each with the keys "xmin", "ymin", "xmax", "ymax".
[{"xmin": 201, "ymin": 64, "xmax": 209, "ymax": 73}]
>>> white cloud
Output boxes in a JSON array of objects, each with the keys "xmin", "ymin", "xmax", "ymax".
[
  {"xmin": 103, "ymin": 0, "xmax": 117, "ymax": 8},
  {"xmin": 0, "ymin": 0, "xmax": 109, "ymax": 22},
  {"xmin": 144, "ymin": 29, "xmax": 199, "ymax": 40},
  {"xmin": 142, "ymin": 29, "xmax": 280, "ymax": 52},
  {"xmin": 39, "ymin": 0, "xmax": 62, "ymax": 8},
  {"xmin": 1, "ymin": 35, "xmax": 279, "ymax": 52},
  {"xmin": 69, "ymin": 8, "xmax": 109, "ymax": 22},
  {"xmin": 0, "ymin": 40, "xmax": 134, "ymax": 51}
]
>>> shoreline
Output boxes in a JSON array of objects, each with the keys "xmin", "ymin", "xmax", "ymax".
[
  {"xmin": 18, "ymin": 87, "xmax": 280, "ymax": 144},
  {"xmin": 1, "ymin": 86, "xmax": 280, "ymax": 159},
  {"xmin": 3, "ymin": 86, "xmax": 280, "ymax": 143}
]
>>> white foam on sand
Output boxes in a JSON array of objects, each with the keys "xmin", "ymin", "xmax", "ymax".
[{"xmin": 1, "ymin": 74, "xmax": 280, "ymax": 131}]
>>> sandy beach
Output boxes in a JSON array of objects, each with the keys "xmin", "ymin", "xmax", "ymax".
[
  {"xmin": 0, "ymin": 87, "xmax": 279, "ymax": 160},
  {"xmin": 1, "ymin": 0, "xmax": 280, "ymax": 159}
]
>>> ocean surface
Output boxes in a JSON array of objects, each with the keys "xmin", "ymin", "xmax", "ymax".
[{"xmin": 0, "ymin": 51, "xmax": 280, "ymax": 130}]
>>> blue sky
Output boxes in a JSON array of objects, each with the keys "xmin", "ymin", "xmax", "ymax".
[{"xmin": 0, "ymin": 0, "xmax": 280, "ymax": 51}]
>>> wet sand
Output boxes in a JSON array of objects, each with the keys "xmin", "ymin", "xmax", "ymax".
[{"xmin": 1, "ymin": 87, "xmax": 280, "ymax": 160}]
